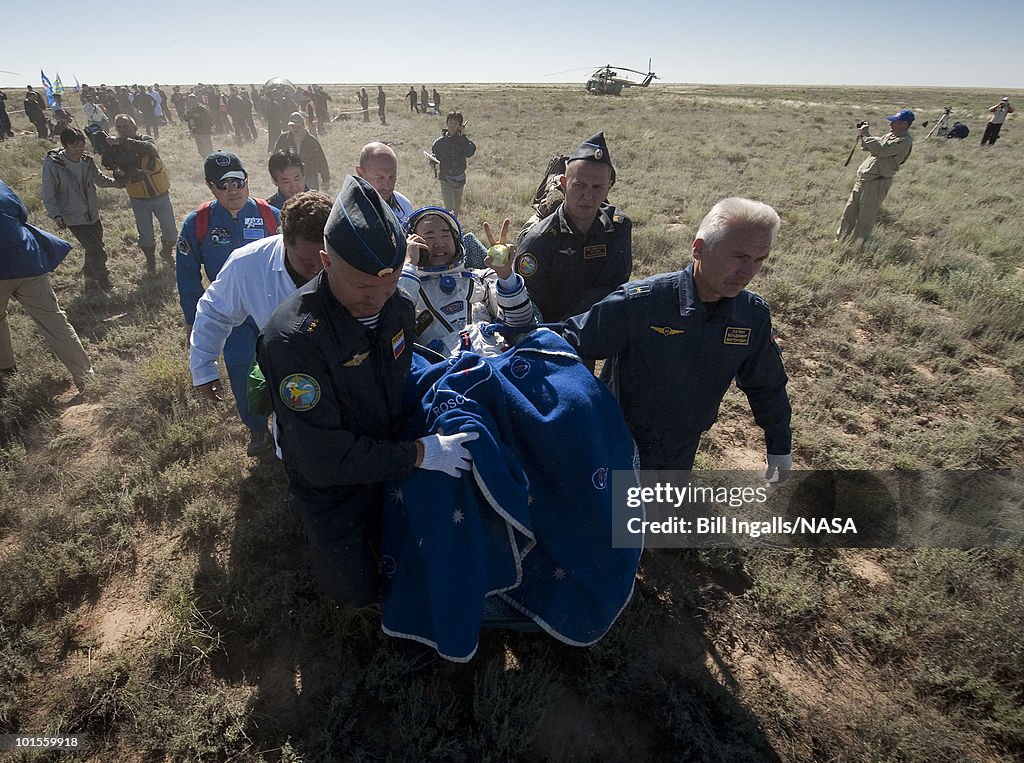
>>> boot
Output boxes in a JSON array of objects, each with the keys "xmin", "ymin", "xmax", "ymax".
[
  {"xmin": 159, "ymin": 240, "xmax": 176, "ymax": 267},
  {"xmin": 141, "ymin": 246, "xmax": 157, "ymax": 274}
]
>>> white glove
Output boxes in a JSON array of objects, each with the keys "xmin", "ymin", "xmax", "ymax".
[
  {"xmin": 417, "ymin": 431, "xmax": 479, "ymax": 477},
  {"xmin": 764, "ymin": 453, "xmax": 793, "ymax": 484}
]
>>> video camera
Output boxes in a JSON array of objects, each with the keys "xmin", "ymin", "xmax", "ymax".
[
  {"xmin": 84, "ymin": 123, "xmax": 141, "ymax": 178},
  {"xmin": 856, "ymin": 121, "xmax": 869, "ymax": 129}
]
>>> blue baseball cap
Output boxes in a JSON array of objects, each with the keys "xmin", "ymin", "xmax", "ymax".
[
  {"xmin": 887, "ymin": 109, "xmax": 915, "ymax": 125},
  {"xmin": 324, "ymin": 175, "xmax": 406, "ymax": 277}
]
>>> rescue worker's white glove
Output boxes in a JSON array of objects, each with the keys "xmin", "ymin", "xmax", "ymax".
[
  {"xmin": 764, "ymin": 453, "xmax": 793, "ymax": 484},
  {"xmin": 417, "ymin": 431, "xmax": 479, "ymax": 477}
]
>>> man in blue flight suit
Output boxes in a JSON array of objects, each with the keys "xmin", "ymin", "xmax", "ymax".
[
  {"xmin": 177, "ymin": 150, "xmax": 281, "ymax": 456},
  {"xmin": 257, "ymin": 175, "xmax": 477, "ymax": 606},
  {"xmin": 514, "ymin": 132, "xmax": 632, "ymax": 322},
  {"xmin": 563, "ymin": 197, "xmax": 793, "ymax": 481}
]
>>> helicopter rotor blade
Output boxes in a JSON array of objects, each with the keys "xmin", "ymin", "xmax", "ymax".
[{"xmin": 543, "ymin": 66, "xmax": 606, "ymax": 77}]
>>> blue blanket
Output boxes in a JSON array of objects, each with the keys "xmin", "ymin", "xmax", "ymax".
[{"xmin": 381, "ymin": 329, "xmax": 642, "ymax": 661}]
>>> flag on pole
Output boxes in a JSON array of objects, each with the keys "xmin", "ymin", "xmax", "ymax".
[
  {"xmin": 54, "ymin": 74, "xmax": 64, "ymax": 96},
  {"xmin": 73, "ymin": 76, "xmax": 81, "ymax": 93},
  {"xmin": 40, "ymin": 69, "xmax": 55, "ymax": 106}
]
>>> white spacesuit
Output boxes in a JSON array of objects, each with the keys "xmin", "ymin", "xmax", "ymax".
[{"xmin": 398, "ymin": 207, "xmax": 535, "ymax": 357}]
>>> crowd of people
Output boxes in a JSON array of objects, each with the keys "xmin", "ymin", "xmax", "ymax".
[{"xmin": 0, "ymin": 79, "xmax": 1015, "ymax": 654}]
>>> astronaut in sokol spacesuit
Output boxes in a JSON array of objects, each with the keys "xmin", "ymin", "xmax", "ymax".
[{"xmin": 398, "ymin": 207, "xmax": 536, "ymax": 357}]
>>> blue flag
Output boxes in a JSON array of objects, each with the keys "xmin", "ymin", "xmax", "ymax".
[{"xmin": 40, "ymin": 70, "xmax": 55, "ymax": 106}]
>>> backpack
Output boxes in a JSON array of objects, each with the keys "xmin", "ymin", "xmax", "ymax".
[
  {"xmin": 946, "ymin": 122, "xmax": 970, "ymax": 140},
  {"xmin": 195, "ymin": 198, "xmax": 277, "ymax": 242},
  {"xmin": 530, "ymin": 155, "xmax": 568, "ymax": 219}
]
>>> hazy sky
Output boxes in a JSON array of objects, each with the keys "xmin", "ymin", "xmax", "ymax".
[{"xmin": 2, "ymin": 0, "xmax": 1020, "ymax": 90}]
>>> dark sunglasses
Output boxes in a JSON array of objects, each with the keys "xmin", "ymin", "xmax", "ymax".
[{"xmin": 212, "ymin": 177, "xmax": 247, "ymax": 191}]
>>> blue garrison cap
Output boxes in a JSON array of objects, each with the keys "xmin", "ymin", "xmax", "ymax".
[
  {"xmin": 567, "ymin": 131, "xmax": 615, "ymax": 183},
  {"xmin": 325, "ymin": 175, "xmax": 406, "ymax": 277}
]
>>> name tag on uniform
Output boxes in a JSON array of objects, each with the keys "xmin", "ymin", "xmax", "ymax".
[
  {"xmin": 392, "ymin": 329, "xmax": 406, "ymax": 358},
  {"xmin": 723, "ymin": 327, "xmax": 751, "ymax": 346},
  {"xmin": 583, "ymin": 244, "xmax": 607, "ymax": 260}
]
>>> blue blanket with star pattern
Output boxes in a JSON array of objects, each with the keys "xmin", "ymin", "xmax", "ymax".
[{"xmin": 381, "ymin": 329, "xmax": 642, "ymax": 661}]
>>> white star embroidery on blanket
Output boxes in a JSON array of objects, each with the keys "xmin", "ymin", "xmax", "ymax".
[
  {"xmin": 452, "ymin": 508, "xmax": 465, "ymax": 524},
  {"xmin": 388, "ymin": 487, "xmax": 404, "ymax": 504},
  {"xmin": 553, "ymin": 567, "xmax": 566, "ymax": 580}
]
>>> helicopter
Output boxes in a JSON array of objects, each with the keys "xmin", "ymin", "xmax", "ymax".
[{"xmin": 585, "ymin": 61, "xmax": 658, "ymax": 95}]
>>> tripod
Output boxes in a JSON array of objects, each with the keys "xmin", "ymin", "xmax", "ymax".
[{"xmin": 924, "ymin": 107, "xmax": 953, "ymax": 140}]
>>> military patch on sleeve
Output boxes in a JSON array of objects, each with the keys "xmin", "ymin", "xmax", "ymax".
[
  {"xmin": 279, "ymin": 373, "xmax": 321, "ymax": 411},
  {"xmin": 392, "ymin": 329, "xmax": 406, "ymax": 358},
  {"xmin": 177, "ymin": 236, "xmax": 190, "ymax": 256},
  {"xmin": 626, "ymin": 284, "xmax": 652, "ymax": 299},
  {"xmin": 583, "ymin": 244, "xmax": 607, "ymax": 260},
  {"xmin": 723, "ymin": 327, "xmax": 752, "ymax": 346},
  {"xmin": 515, "ymin": 253, "xmax": 539, "ymax": 278}
]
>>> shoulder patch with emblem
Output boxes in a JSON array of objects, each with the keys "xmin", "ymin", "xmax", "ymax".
[
  {"xmin": 723, "ymin": 327, "xmax": 751, "ymax": 346},
  {"xmin": 516, "ymin": 253, "xmax": 539, "ymax": 278},
  {"xmin": 177, "ymin": 236, "xmax": 190, "ymax": 256},
  {"xmin": 279, "ymin": 373, "xmax": 320, "ymax": 411}
]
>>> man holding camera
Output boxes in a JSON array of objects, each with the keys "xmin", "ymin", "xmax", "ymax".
[
  {"xmin": 100, "ymin": 114, "xmax": 177, "ymax": 274},
  {"xmin": 836, "ymin": 108, "xmax": 914, "ymax": 245},
  {"xmin": 981, "ymin": 97, "xmax": 1014, "ymax": 146}
]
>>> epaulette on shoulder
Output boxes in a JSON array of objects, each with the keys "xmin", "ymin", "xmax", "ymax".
[
  {"xmin": 297, "ymin": 312, "xmax": 321, "ymax": 335},
  {"xmin": 625, "ymin": 282, "xmax": 653, "ymax": 300},
  {"xmin": 750, "ymin": 293, "xmax": 771, "ymax": 313}
]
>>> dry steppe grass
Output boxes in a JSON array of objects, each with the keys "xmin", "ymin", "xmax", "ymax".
[{"xmin": 0, "ymin": 82, "xmax": 1022, "ymax": 762}]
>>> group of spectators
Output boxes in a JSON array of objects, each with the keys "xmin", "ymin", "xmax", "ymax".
[{"xmin": 406, "ymin": 85, "xmax": 442, "ymax": 115}]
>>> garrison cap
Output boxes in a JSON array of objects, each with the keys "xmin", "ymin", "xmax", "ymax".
[
  {"xmin": 567, "ymin": 131, "xmax": 615, "ymax": 183},
  {"xmin": 325, "ymin": 175, "xmax": 406, "ymax": 277},
  {"xmin": 204, "ymin": 150, "xmax": 246, "ymax": 183}
]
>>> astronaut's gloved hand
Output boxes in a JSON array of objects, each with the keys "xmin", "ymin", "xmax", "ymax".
[
  {"xmin": 417, "ymin": 431, "xmax": 479, "ymax": 477},
  {"xmin": 764, "ymin": 453, "xmax": 793, "ymax": 484}
]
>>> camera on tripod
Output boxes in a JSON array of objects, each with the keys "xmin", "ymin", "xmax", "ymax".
[{"xmin": 855, "ymin": 120, "xmax": 869, "ymax": 129}]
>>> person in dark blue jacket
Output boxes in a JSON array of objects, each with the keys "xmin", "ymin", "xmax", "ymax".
[
  {"xmin": 563, "ymin": 197, "xmax": 793, "ymax": 481},
  {"xmin": 431, "ymin": 111, "xmax": 476, "ymax": 217},
  {"xmin": 0, "ymin": 180, "xmax": 93, "ymax": 393},
  {"xmin": 257, "ymin": 175, "xmax": 477, "ymax": 606},
  {"xmin": 176, "ymin": 151, "xmax": 281, "ymax": 455}
]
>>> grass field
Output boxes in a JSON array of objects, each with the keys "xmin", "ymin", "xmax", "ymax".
[{"xmin": 0, "ymin": 82, "xmax": 1022, "ymax": 762}]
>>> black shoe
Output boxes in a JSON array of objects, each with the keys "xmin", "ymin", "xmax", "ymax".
[{"xmin": 247, "ymin": 428, "xmax": 274, "ymax": 457}]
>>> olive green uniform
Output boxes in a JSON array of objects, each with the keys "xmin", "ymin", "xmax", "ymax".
[{"xmin": 837, "ymin": 131, "xmax": 912, "ymax": 243}]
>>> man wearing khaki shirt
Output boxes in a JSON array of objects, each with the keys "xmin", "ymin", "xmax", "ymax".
[{"xmin": 836, "ymin": 108, "xmax": 914, "ymax": 244}]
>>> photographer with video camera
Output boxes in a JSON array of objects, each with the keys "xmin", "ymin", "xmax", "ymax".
[
  {"xmin": 836, "ymin": 108, "xmax": 914, "ymax": 245},
  {"xmin": 98, "ymin": 113, "xmax": 177, "ymax": 274}
]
